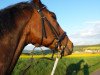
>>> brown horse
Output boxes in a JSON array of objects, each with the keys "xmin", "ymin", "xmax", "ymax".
[{"xmin": 0, "ymin": 0, "xmax": 73, "ymax": 75}]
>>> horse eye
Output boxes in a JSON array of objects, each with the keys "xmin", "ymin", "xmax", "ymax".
[
  {"xmin": 52, "ymin": 15, "xmax": 57, "ymax": 20},
  {"xmin": 51, "ymin": 12, "xmax": 57, "ymax": 20}
]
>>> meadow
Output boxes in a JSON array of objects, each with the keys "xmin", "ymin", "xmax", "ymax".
[
  {"xmin": 12, "ymin": 53, "xmax": 100, "ymax": 75},
  {"xmin": 12, "ymin": 44, "xmax": 100, "ymax": 75}
]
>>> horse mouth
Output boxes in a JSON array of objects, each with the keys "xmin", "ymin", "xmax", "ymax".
[
  {"xmin": 68, "ymin": 50, "xmax": 73, "ymax": 55},
  {"xmin": 64, "ymin": 47, "xmax": 73, "ymax": 56}
]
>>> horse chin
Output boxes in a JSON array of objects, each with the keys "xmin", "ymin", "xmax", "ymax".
[
  {"xmin": 64, "ymin": 48, "xmax": 73, "ymax": 56},
  {"xmin": 64, "ymin": 51, "xmax": 72, "ymax": 56}
]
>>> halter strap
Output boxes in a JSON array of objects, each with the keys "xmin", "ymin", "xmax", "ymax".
[
  {"xmin": 34, "ymin": 4, "xmax": 59, "ymax": 45},
  {"xmin": 37, "ymin": 6, "xmax": 46, "ymax": 12},
  {"xmin": 34, "ymin": 4, "xmax": 68, "ymax": 57}
]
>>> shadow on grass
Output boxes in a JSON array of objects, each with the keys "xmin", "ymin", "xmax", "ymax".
[
  {"xmin": 66, "ymin": 59, "xmax": 89, "ymax": 75},
  {"xmin": 83, "ymin": 63, "xmax": 89, "ymax": 75}
]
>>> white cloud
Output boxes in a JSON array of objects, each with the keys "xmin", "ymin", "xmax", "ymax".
[
  {"xmin": 85, "ymin": 21, "xmax": 100, "ymax": 24},
  {"xmin": 80, "ymin": 24, "xmax": 100, "ymax": 37},
  {"xmin": 70, "ymin": 21, "xmax": 100, "ymax": 45},
  {"xmin": 24, "ymin": 44, "xmax": 34, "ymax": 50}
]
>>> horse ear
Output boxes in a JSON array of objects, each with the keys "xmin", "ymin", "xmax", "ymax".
[
  {"xmin": 33, "ymin": 0, "xmax": 41, "ymax": 4},
  {"xmin": 33, "ymin": 0, "xmax": 43, "ymax": 7},
  {"xmin": 33, "ymin": 0, "xmax": 40, "ymax": 3}
]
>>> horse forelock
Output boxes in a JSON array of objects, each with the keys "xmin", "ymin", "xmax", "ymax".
[{"xmin": 0, "ymin": 2, "xmax": 33, "ymax": 37}]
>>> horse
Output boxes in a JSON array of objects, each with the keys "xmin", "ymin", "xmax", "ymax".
[{"xmin": 0, "ymin": 0, "xmax": 73, "ymax": 75}]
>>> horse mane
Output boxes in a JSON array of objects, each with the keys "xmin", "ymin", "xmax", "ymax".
[
  {"xmin": 0, "ymin": 2, "xmax": 33, "ymax": 36},
  {"xmin": 0, "ymin": 0, "xmax": 47, "ymax": 37}
]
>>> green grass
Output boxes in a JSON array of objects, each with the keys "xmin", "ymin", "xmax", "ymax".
[{"xmin": 12, "ymin": 56, "xmax": 100, "ymax": 75}]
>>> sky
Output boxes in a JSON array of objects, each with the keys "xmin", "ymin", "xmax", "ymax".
[{"xmin": 0, "ymin": 0, "xmax": 100, "ymax": 50}]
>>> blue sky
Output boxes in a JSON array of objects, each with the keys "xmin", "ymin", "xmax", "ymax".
[{"xmin": 0, "ymin": 0, "xmax": 100, "ymax": 49}]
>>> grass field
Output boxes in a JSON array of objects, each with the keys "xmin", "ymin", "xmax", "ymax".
[{"xmin": 12, "ymin": 53, "xmax": 100, "ymax": 75}]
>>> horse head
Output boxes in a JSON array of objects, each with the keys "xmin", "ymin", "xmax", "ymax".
[
  {"xmin": 0, "ymin": 0, "xmax": 73, "ymax": 74},
  {"xmin": 26, "ymin": 0, "xmax": 73, "ymax": 56}
]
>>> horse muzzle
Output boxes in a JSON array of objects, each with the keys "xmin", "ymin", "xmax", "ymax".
[{"xmin": 63, "ymin": 43, "xmax": 73, "ymax": 56}]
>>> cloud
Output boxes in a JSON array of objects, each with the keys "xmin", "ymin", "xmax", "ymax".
[
  {"xmin": 24, "ymin": 44, "xmax": 34, "ymax": 50},
  {"xmin": 80, "ymin": 24, "xmax": 100, "ymax": 38},
  {"xmin": 85, "ymin": 21, "xmax": 100, "ymax": 24},
  {"xmin": 70, "ymin": 21, "xmax": 100, "ymax": 45}
]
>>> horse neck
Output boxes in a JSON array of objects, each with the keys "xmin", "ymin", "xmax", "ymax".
[{"xmin": 1, "ymin": 13, "xmax": 32, "ymax": 75}]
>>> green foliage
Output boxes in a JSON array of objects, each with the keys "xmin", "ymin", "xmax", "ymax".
[{"xmin": 12, "ymin": 56, "xmax": 100, "ymax": 75}]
